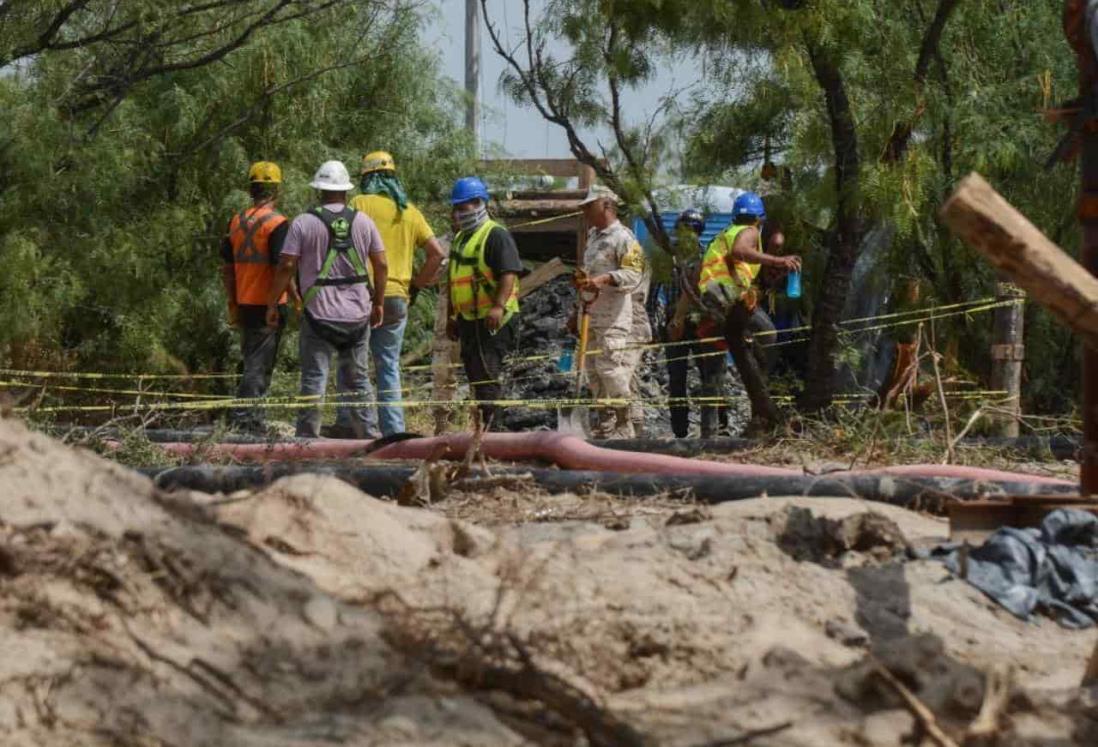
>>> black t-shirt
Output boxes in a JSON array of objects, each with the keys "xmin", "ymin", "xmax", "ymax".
[{"xmin": 483, "ymin": 225, "xmax": 523, "ymax": 277}]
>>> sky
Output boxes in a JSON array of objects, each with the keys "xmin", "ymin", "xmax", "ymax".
[{"xmin": 425, "ymin": 0, "xmax": 699, "ymax": 161}]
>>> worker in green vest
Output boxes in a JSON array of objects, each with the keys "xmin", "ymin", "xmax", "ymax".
[
  {"xmin": 446, "ymin": 176, "xmax": 522, "ymax": 431},
  {"xmin": 698, "ymin": 192, "xmax": 800, "ymax": 432}
]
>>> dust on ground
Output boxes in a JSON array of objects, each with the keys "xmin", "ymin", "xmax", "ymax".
[{"xmin": 3, "ymin": 416, "xmax": 1096, "ymax": 746}]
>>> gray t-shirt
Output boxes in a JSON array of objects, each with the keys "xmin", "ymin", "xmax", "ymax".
[{"xmin": 282, "ymin": 203, "xmax": 385, "ymax": 323}]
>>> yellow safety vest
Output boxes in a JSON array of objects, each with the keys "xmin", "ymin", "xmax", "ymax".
[
  {"xmin": 448, "ymin": 219, "xmax": 520, "ymax": 322},
  {"xmin": 697, "ymin": 223, "xmax": 762, "ymax": 295}
]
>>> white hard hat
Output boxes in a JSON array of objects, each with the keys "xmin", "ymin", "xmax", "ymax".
[{"xmin": 310, "ymin": 160, "xmax": 355, "ymax": 191}]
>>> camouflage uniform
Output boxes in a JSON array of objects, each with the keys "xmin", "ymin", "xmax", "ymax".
[{"xmin": 582, "ymin": 220, "xmax": 646, "ymax": 439}]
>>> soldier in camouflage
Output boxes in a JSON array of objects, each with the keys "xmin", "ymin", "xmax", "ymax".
[{"xmin": 572, "ymin": 185, "xmax": 649, "ymax": 439}]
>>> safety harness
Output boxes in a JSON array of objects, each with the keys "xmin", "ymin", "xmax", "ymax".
[{"xmin": 302, "ymin": 206, "xmax": 372, "ymax": 306}]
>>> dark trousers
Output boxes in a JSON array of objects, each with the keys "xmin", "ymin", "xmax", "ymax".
[
  {"xmin": 724, "ymin": 304, "xmax": 780, "ymax": 426},
  {"xmin": 230, "ymin": 323, "xmax": 283, "ymax": 430},
  {"xmin": 666, "ymin": 320, "xmax": 728, "ymax": 438},
  {"xmin": 458, "ymin": 316, "xmax": 516, "ymax": 430}
]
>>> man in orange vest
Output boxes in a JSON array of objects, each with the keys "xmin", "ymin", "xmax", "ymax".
[{"xmin": 220, "ymin": 161, "xmax": 290, "ymax": 433}]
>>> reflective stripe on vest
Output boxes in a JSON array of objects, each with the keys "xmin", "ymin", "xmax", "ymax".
[
  {"xmin": 697, "ymin": 224, "xmax": 762, "ymax": 295},
  {"xmin": 229, "ymin": 204, "xmax": 287, "ymax": 305},
  {"xmin": 448, "ymin": 219, "xmax": 520, "ymax": 322},
  {"xmin": 302, "ymin": 206, "xmax": 372, "ymax": 307}
]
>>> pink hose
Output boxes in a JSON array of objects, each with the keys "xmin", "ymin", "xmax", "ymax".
[{"xmin": 139, "ymin": 431, "xmax": 1074, "ymax": 487}]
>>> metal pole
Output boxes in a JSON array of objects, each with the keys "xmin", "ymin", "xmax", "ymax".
[
  {"xmin": 1063, "ymin": 0, "xmax": 1098, "ymax": 494},
  {"xmin": 988, "ymin": 280, "xmax": 1025, "ymax": 438},
  {"xmin": 465, "ymin": 0, "xmax": 481, "ymax": 154},
  {"xmin": 1081, "ymin": 139, "xmax": 1098, "ymax": 494}
]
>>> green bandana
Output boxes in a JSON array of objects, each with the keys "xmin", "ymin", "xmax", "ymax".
[{"xmin": 360, "ymin": 172, "xmax": 408, "ymax": 212}]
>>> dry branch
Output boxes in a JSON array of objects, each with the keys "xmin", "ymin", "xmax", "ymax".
[{"xmin": 872, "ymin": 661, "xmax": 961, "ymax": 747}]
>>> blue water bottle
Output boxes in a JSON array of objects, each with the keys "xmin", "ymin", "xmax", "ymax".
[
  {"xmin": 786, "ymin": 270, "xmax": 802, "ymax": 299},
  {"xmin": 557, "ymin": 342, "xmax": 575, "ymax": 373}
]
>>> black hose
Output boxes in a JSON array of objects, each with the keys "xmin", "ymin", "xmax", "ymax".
[{"xmin": 143, "ymin": 462, "xmax": 1080, "ymax": 509}]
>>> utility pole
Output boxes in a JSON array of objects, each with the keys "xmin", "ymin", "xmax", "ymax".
[{"xmin": 465, "ymin": 0, "xmax": 481, "ymax": 154}]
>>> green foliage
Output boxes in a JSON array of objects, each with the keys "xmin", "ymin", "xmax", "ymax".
[
  {"xmin": 0, "ymin": 1, "xmax": 473, "ymax": 381},
  {"xmin": 660, "ymin": 0, "xmax": 1081, "ymax": 413}
]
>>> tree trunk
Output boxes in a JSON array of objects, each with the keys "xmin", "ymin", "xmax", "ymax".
[{"xmin": 801, "ymin": 45, "xmax": 864, "ymax": 410}]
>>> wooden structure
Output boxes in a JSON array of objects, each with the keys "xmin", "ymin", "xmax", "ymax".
[{"xmin": 481, "ymin": 158, "xmax": 596, "ymax": 264}]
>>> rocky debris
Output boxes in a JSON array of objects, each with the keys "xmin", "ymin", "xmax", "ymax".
[{"xmin": 773, "ymin": 505, "xmax": 911, "ymax": 565}]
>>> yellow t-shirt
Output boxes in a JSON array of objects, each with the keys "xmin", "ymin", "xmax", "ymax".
[{"xmin": 349, "ymin": 194, "xmax": 435, "ymax": 299}]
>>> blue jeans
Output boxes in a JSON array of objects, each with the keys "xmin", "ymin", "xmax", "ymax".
[
  {"xmin": 296, "ymin": 316, "xmax": 379, "ymax": 438},
  {"xmin": 369, "ymin": 296, "xmax": 408, "ymax": 435}
]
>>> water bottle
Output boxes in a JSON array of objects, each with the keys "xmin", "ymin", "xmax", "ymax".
[
  {"xmin": 786, "ymin": 270, "xmax": 802, "ymax": 299},
  {"xmin": 557, "ymin": 343, "xmax": 575, "ymax": 373}
]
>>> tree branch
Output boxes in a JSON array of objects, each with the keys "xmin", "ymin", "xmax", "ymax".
[{"xmin": 882, "ymin": 0, "xmax": 961, "ymax": 163}]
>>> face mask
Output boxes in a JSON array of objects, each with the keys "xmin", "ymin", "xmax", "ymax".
[{"xmin": 455, "ymin": 205, "xmax": 488, "ymax": 233}]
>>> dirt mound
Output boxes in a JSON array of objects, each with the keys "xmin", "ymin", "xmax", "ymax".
[
  {"xmin": 4, "ymin": 416, "xmax": 1097, "ymax": 745},
  {"xmin": 0, "ymin": 418, "xmax": 524, "ymax": 746},
  {"xmin": 206, "ymin": 478, "xmax": 1098, "ymax": 745}
]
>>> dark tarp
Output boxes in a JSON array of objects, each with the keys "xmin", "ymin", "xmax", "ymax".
[{"xmin": 932, "ymin": 509, "xmax": 1098, "ymax": 628}]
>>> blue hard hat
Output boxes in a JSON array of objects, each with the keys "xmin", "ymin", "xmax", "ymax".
[
  {"xmin": 676, "ymin": 208, "xmax": 705, "ymax": 236},
  {"xmin": 731, "ymin": 191, "xmax": 765, "ymax": 221},
  {"xmin": 450, "ymin": 176, "xmax": 490, "ymax": 206}
]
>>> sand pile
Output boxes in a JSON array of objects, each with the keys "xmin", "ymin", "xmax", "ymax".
[
  {"xmin": 0, "ymin": 418, "xmax": 524, "ymax": 746},
  {"xmin": 205, "ymin": 474, "xmax": 1098, "ymax": 745},
  {"xmin": 3, "ymin": 415, "xmax": 1098, "ymax": 745}
]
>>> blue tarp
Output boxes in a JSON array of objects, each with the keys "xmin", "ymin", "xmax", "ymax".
[{"xmin": 932, "ymin": 509, "xmax": 1098, "ymax": 628}]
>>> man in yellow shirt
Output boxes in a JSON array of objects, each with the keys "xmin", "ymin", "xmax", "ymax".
[{"xmin": 350, "ymin": 151, "xmax": 445, "ymax": 435}]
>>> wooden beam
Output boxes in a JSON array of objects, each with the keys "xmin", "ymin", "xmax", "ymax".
[
  {"xmin": 518, "ymin": 257, "xmax": 570, "ymax": 300},
  {"xmin": 940, "ymin": 173, "xmax": 1098, "ymax": 349},
  {"xmin": 497, "ymin": 199, "xmax": 582, "ymax": 214}
]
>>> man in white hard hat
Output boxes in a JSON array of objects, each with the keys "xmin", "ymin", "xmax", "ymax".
[
  {"xmin": 267, "ymin": 160, "xmax": 388, "ymax": 438},
  {"xmin": 572, "ymin": 184, "xmax": 649, "ymax": 438}
]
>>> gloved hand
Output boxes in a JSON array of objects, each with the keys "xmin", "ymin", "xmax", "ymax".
[
  {"xmin": 446, "ymin": 318, "xmax": 459, "ymax": 341},
  {"xmin": 409, "ymin": 285, "xmax": 420, "ymax": 308}
]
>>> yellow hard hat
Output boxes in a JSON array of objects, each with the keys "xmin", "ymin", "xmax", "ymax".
[
  {"xmin": 248, "ymin": 161, "xmax": 282, "ymax": 184},
  {"xmin": 361, "ymin": 150, "xmax": 396, "ymax": 175}
]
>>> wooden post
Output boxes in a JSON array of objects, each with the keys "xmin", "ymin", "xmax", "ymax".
[
  {"xmin": 431, "ymin": 235, "xmax": 458, "ymax": 434},
  {"xmin": 939, "ymin": 174, "xmax": 1098, "ymax": 350},
  {"xmin": 988, "ymin": 280, "xmax": 1026, "ymax": 437},
  {"xmin": 576, "ymin": 162, "xmax": 595, "ymax": 266}
]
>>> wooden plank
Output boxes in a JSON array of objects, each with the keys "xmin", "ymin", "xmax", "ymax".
[
  {"xmin": 480, "ymin": 158, "xmax": 581, "ymax": 178},
  {"xmin": 497, "ymin": 199, "xmax": 582, "ymax": 214},
  {"xmin": 508, "ymin": 189, "xmax": 587, "ymax": 200},
  {"xmin": 940, "ymin": 173, "xmax": 1098, "ymax": 349},
  {"xmin": 518, "ymin": 258, "xmax": 570, "ymax": 300},
  {"xmin": 948, "ymin": 496, "xmax": 1098, "ymax": 543}
]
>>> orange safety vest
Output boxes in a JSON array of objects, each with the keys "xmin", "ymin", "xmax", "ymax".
[{"xmin": 228, "ymin": 204, "xmax": 288, "ymax": 305}]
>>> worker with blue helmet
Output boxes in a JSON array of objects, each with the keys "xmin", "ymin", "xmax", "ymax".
[
  {"xmin": 698, "ymin": 191, "xmax": 800, "ymax": 432},
  {"xmin": 445, "ymin": 176, "xmax": 523, "ymax": 430},
  {"xmin": 652, "ymin": 208, "xmax": 731, "ymax": 437}
]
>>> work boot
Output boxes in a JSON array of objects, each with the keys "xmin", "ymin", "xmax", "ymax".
[{"xmin": 320, "ymin": 423, "xmax": 381, "ymax": 440}]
